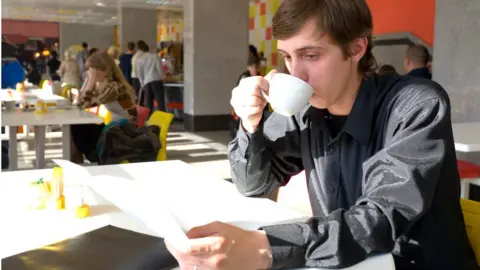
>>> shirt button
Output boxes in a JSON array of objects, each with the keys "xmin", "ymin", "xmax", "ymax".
[{"xmin": 327, "ymin": 185, "xmax": 336, "ymax": 194}]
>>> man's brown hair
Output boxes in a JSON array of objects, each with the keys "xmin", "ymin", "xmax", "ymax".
[
  {"xmin": 406, "ymin": 44, "xmax": 430, "ymax": 67},
  {"xmin": 272, "ymin": 0, "xmax": 376, "ymax": 75}
]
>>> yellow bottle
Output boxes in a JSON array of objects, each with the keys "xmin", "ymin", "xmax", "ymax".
[
  {"xmin": 51, "ymin": 167, "xmax": 65, "ymax": 210},
  {"xmin": 35, "ymin": 99, "xmax": 48, "ymax": 114}
]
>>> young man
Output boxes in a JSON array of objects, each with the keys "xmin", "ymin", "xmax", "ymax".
[
  {"xmin": 166, "ymin": 0, "xmax": 478, "ymax": 269},
  {"xmin": 76, "ymin": 42, "xmax": 89, "ymax": 83},
  {"xmin": 119, "ymin": 41, "xmax": 136, "ymax": 85},
  {"xmin": 404, "ymin": 44, "xmax": 432, "ymax": 79},
  {"xmin": 135, "ymin": 42, "xmax": 165, "ymax": 113},
  {"xmin": 131, "ymin": 40, "xmax": 147, "ymax": 98}
]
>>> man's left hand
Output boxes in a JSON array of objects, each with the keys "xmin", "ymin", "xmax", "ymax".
[{"xmin": 166, "ymin": 221, "xmax": 272, "ymax": 270}]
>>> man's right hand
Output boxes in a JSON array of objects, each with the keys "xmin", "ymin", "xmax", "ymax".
[{"xmin": 230, "ymin": 70, "xmax": 277, "ymax": 133}]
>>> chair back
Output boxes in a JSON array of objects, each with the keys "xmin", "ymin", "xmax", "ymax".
[
  {"xmin": 146, "ymin": 111, "xmax": 174, "ymax": 161},
  {"xmin": 136, "ymin": 106, "xmax": 151, "ymax": 128},
  {"xmin": 98, "ymin": 105, "xmax": 112, "ymax": 125},
  {"xmin": 460, "ymin": 198, "xmax": 480, "ymax": 263}
]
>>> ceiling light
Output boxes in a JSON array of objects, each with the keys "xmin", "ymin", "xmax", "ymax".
[{"xmin": 96, "ymin": 2, "xmax": 106, "ymax": 7}]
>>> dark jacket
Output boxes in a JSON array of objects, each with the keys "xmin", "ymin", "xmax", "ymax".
[
  {"xmin": 2, "ymin": 140, "xmax": 8, "ymax": 169},
  {"xmin": 98, "ymin": 124, "xmax": 161, "ymax": 165},
  {"xmin": 119, "ymin": 53, "xmax": 134, "ymax": 84},
  {"xmin": 228, "ymin": 74, "xmax": 478, "ymax": 270},
  {"xmin": 408, "ymin": 67, "xmax": 432, "ymax": 79}
]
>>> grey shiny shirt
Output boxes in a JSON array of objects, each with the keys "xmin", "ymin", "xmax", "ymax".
[{"xmin": 228, "ymin": 75, "xmax": 478, "ymax": 270}]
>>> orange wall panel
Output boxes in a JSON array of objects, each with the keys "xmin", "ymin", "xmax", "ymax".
[{"xmin": 367, "ymin": 0, "xmax": 435, "ymax": 46}]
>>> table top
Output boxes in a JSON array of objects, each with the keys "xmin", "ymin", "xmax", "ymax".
[
  {"xmin": 0, "ymin": 161, "xmax": 394, "ymax": 269},
  {"xmin": 0, "ymin": 89, "xmax": 65, "ymax": 103},
  {"xmin": 1, "ymin": 107, "xmax": 104, "ymax": 126},
  {"xmin": 452, "ymin": 122, "xmax": 480, "ymax": 152}
]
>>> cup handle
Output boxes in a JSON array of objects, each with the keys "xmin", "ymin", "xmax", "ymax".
[{"xmin": 261, "ymin": 88, "xmax": 271, "ymax": 103}]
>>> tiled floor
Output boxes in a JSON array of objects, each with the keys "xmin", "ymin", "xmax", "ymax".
[{"xmin": 8, "ymin": 122, "xmax": 234, "ymax": 180}]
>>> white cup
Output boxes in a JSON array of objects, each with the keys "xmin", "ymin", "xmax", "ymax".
[{"xmin": 263, "ymin": 73, "xmax": 314, "ymax": 116}]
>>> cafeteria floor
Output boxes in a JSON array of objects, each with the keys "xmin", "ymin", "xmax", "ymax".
[{"xmin": 14, "ymin": 121, "xmax": 233, "ymax": 181}]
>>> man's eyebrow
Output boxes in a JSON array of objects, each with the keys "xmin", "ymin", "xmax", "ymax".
[{"xmin": 278, "ymin": 46, "xmax": 325, "ymax": 54}]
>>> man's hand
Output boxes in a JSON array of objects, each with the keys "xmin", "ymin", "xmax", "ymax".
[
  {"xmin": 230, "ymin": 70, "xmax": 278, "ymax": 133},
  {"xmin": 166, "ymin": 221, "xmax": 272, "ymax": 270}
]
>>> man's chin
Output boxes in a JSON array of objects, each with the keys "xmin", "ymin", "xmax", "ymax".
[{"xmin": 309, "ymin": 98, "xmax": 328, "ymax": 109}]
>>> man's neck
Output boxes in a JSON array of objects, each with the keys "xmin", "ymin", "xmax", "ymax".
[
  {"xmin": 327, "ymin": 72, "xmax": 363, "ymax": 116},
  {"xmin": 407, "ymin": 65, "xmax": 426, "ymax": 73}
]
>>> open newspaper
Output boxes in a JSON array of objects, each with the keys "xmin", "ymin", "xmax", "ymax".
[
  {"xmin": 52, "ymin": 159, "xmax": 190, "ymax": 252},
  {"xmin": 52, "ymin": 159, "xmax": 394, "ymax": 270}
]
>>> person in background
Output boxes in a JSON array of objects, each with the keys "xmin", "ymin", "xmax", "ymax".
[
  {"xmin": 136, "ymin": 42, "xmax": 165, "ymax": 114},
  {"xmin": 107, "ymin": 45, "xmax": 121, "ymax": 66},
  {"xmin": 377, "ymin": 64, "xmax": 398, "ymax": 75},
  {"xmin": 58, "ymin": 50, "xmax": 81, "ymax": 89},
  {"xmin": 236, "ymin": 55, "xmax": 261, "ymax": 85},
  {"xmin": 88, "ymin": 48, "xmax": 99, "ymax": 57},
  {"xmin": 249, "ymin": 44, "xmax": 260, "ymax": 59},
  {"xmin": 26, "ymin": 62, "xmax": 41, "ymax": 86},
  {"xmin": 131, "ymin": 40, "xmax": 146, "ymax": 99},
  {"xmin": 76, "ymin": 42, "xmax": 89, "ymax": 83},
  {"xmin": 119, "ymin": 41, "xmax": 135, "ymax": 85},
  {"xmin": 1, "ymin": 58, "xmax": 24, "ymax": 89},
  {"xmin": 404, "ymin": 44, "xmax": 432, "ymax": 79},
  {"xmin": 167, "ymin": 0, "xmax": 477, "ymax": 269},
  {"xmin": 71, "ymin": 52, "xmax": 137, "ymax": 163},
  {"xmin": 47, "ymin": 51, "xmax": 61, "ymax": 81}
]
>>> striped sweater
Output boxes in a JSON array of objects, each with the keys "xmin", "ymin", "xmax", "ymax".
[{"xmin": 77, "ymin": 81, "xmax": 137, "ymax": 122}]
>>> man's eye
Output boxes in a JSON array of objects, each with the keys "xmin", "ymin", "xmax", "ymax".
[
  {"xmin": 282, "ymin": 55, "xmax": 292, "ymax": 61},
  {"xmin": 304, "ymin": 54, "xmax": 319, "ymax": 60}
]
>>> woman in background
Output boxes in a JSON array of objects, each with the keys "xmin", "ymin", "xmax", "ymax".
[
  {"xmin": 58, "ymin": 50, "xmax": 81, "ymax": 88},
  {"xmin": 71, "ymin": 51, "xmax": 137, "ymax": 163},
  {"xmin": 107, "ymin": 45, "xmax": 121, "ymax": 66}
]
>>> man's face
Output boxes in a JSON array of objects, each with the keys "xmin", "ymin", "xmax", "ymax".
[{"xmin": 277, "ymin": 20, "xmax": 364, "ymax": 109}]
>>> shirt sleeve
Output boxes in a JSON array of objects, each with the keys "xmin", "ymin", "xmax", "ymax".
[
  {"xmin": 77, "ymin": 82, "xmax": 121, "ymax": 109},
  {"xmin": 136, "ymin": 57, "xmax": 144, "ymax": 87},
  {"xmin": 261, "ymin": 97, "xmax": 450, "ymax": 269},
  {"xmin": 227, "ymin": 113, "xmax": 304, "ymax": 197}
]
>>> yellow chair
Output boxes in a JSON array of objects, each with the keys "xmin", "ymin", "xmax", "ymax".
[
  {"xmin": 98, "ymin": 105, "xmax": 112, "ymax": 125},
  {"xmin": 84, "ymin": 105, "xmax": 112, "ymax": 125},
  {"xmin": 460, "ymin": 199, "xmax": 480, "ymax": 263},
  {"xmin": 147, "ymin": 111, "xmax": 174, "ymax": 161},
  {"xmin": 61, "ymin": 85, "xmax": 74, "ymax": 101}
]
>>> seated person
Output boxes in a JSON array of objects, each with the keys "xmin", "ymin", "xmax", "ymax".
[
  {"xmin": 166, "ymin": 0, "xmax": 478, "ymax": 269},
  {"xmin": 26, "ymin": 62, "xmax": 41, "ymax": 86},
  {"xmin": 377, "ymin": 64, "xmax": 398, "ymax": 75},
  {"xmin": 71, "ymin": 52, "xmax": 137, "ymax": 163},
  {"xmin": 1, "ymin": 58, "xmax": 24, "ymax": 89},
  {"xmin": 236, "ymin": 55, "xmax": 261, "ymax": 85}
]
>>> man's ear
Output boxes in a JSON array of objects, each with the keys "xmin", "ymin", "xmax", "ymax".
[{"xmin": 349, "ymin": 37, "xmax": 368, "ymax": 62}]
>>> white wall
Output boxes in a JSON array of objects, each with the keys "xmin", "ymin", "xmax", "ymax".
[{"xmin": 59, "ymin": 23, "xmax": 114, "ymax": 59}]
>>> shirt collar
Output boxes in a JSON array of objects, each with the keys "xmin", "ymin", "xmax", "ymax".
[{"xmin": 302, "ymin": 77, "xmax": 376, "ymax": 144}]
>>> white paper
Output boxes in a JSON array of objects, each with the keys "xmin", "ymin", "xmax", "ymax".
[{"xmin": 52, "ymin": 159, "xmax": 190, "ymax": 250}]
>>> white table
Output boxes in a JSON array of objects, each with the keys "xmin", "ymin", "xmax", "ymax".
[
  {"xmin": 1, "ymin": 108, "xmax": 103, "ymax": 170},
  {"xmin": 452, "ymin": 122, "xmax": 480, "ymax": 152},
  {"xmin": 0, "ymin": 89, "xmax": 66, "ymax": 104},
  {"xmin": 0, "ymin": 161, "xmax": 394, "ymax": 270}
]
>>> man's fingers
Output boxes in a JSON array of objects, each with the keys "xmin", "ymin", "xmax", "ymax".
[
  {"xmin": 187, "ymin": 235, "xmax": 229, "ymax": 255},
  {"xmin": 264, "ymin": 69, "xmax": 278, "ymax": 83}
]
